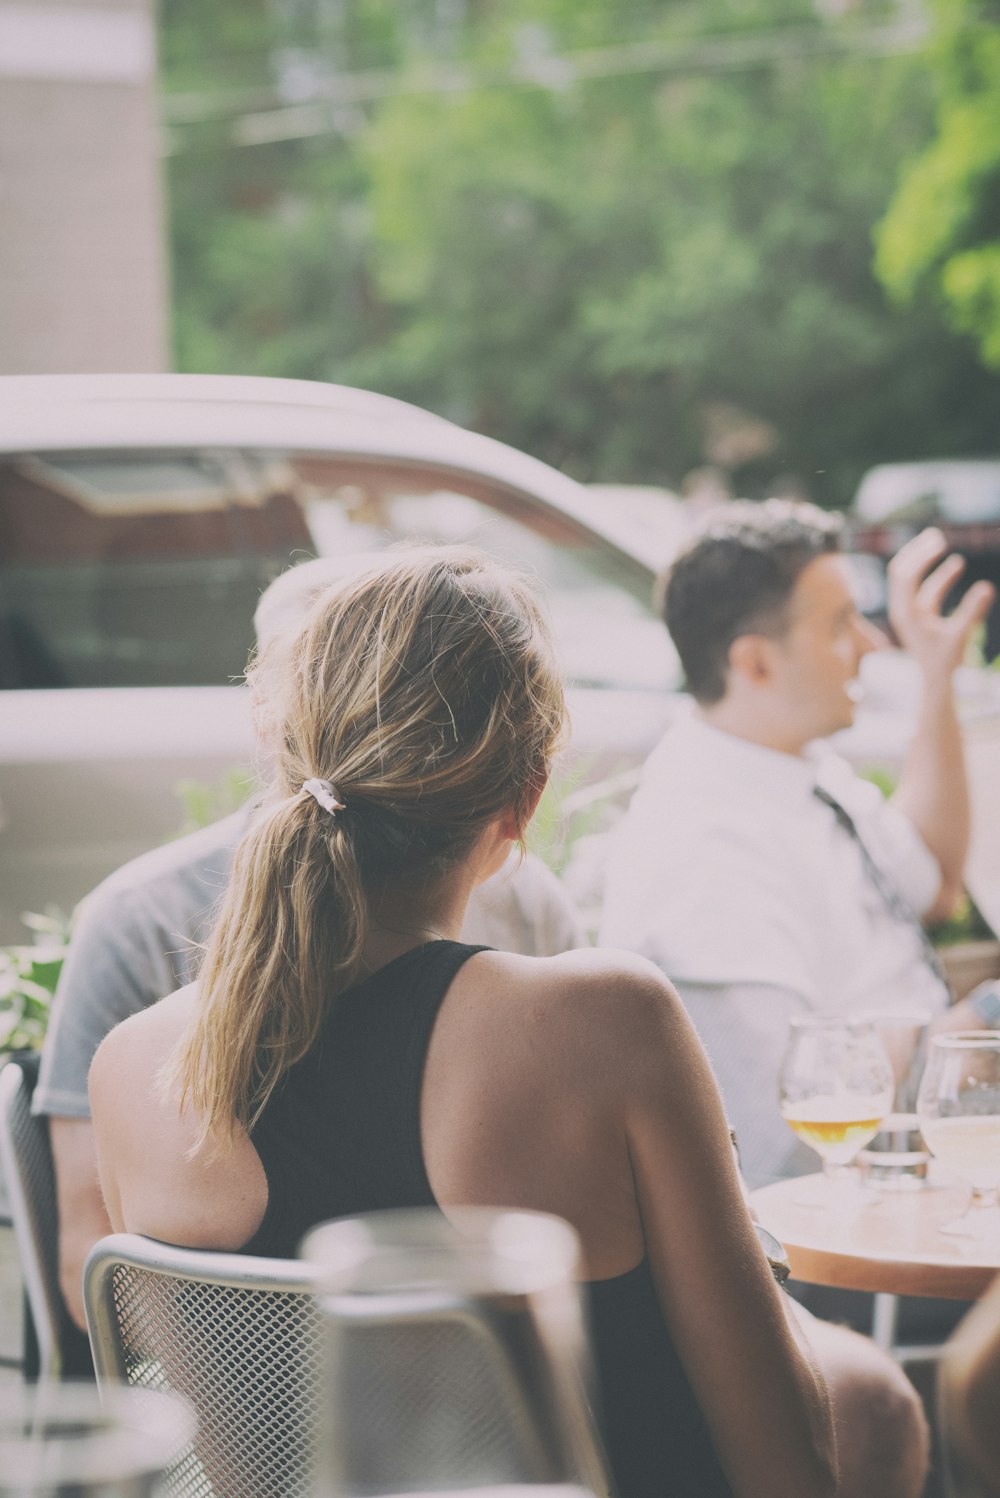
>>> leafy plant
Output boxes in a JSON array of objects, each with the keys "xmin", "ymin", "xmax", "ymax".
[
  {"xmin": 0, "ymin": 910, "xmax": 71, "ymax": 1054},
  {"xmin": 848, "ymin": 763, "xmax": 995, "ymax": 945},
  {"xmin": 857, "ymin": 763, "xmax": 899, "ymax": 800},
  {"xmin": 928, "ymin": 891, "xmax": 996, "ymax": 947},
  {"xmin": 173, "ymin": 766, "xmax": 257, "ymax": 835},
  {"xmin": 530, "ymin": 758, "xmax": 643, "ymax": 940},
  {"xmin": 0, "ymin": 773, "xmax": 258, "ymax": 1054},
  {"xmin": 530, "ymin": 757, "xmax": 638, "ymax": 874}
]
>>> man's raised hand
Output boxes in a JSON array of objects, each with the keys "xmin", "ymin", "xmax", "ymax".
[{"xmin": 887, "ymin": 528, "xmax": 995, "ymax": 685}]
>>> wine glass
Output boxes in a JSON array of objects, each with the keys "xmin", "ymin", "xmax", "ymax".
[
  {"xmin": 0, "ymin": 1384, "xmax": 194, "ymax": 1496},
  {"xmin": 917, "ymin": 1032, "xmax": 1000, "ymax": 1238},
  {"xmin": 303, "ymin": 1208, "xmax": 608, "ymax": 1498},
  {"xmin": 779, "ymin": 1014, "xmax": 895, "ymax": 1202}
]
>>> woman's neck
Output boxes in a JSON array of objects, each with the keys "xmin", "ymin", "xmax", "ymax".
[
  {"xmin": 359, "ymin": 874, "xmax": 471, "ymax": 974},
  {"xmin": 357, "ymin": 821, "xmax": 511, "ymax": 975}
]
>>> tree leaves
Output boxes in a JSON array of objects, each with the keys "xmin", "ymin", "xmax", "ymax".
[
  {"xmin": 163, "ymin": 0, "xmax": 1000, "ymax": 504},
  {"xmin": 877, "ymin": 0, "xmax": 1000, "ymax": 368}
]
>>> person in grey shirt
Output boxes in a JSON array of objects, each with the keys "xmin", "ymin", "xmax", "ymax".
[{"xmin": 35, "ymin": 556, "xmax": 583, "ymax": 1330}]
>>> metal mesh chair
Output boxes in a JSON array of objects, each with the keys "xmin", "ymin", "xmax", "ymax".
[
  {"xmin": 83, "ymin": 1234, "xmax": 324, "ymax": 1498},
  {"xmin": 0, "ymin": 1056, "xmax": 64, "ymax": 1381}
]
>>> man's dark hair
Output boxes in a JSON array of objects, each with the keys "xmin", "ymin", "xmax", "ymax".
[{"xmin": 661, "ymin": 499, "xmax": 843, "ymax": 704}]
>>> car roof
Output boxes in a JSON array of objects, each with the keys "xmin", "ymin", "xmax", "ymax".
[
  {"xmin": 853, "ymin": 460, "xmax": 1000, "ymax": 525},
  {"xmin": 0, "ymin": 373, "xmax": 661, "ymax": 577}
]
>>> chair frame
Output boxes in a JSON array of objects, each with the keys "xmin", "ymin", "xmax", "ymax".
[
  {"xmin": 85, "ymin": 1224, "xmax": 609, "ymax": 1498},
  {"xmin": 83, "ymin": 1231, "xmax": 317, "ymax": 1382},
  {"xmin": 85, "ymin": 1233, "xmax": 323, "ymax": 1497},
  {"xmin": 0, "ymin": 1057, "xmax": 63, "ymax": 1381}
]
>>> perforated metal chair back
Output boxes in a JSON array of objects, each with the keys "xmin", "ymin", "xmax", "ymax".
[
  {"xmin": 0, "ymin": 1057, "xmax": 63, "ymax": 1381},
  {"xmin": 83, "ymin": 1233, "xmax": 323, "ymax": 1498}
]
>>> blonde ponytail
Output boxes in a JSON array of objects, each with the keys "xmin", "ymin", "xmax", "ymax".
[{"xmin": 164, "ymin": 548, "xmax": 565, "ymax": 1150}]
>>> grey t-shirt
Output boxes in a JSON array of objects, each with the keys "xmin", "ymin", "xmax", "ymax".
[
  {"xmin": 34, "ymin": 810, "xmax": 248, "ymax": 1118},
  {"xmin": 34, "ymin": 813, "xmax": 584, "ymax": 1120}
]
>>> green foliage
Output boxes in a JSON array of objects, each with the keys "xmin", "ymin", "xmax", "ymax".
[
  {"xmin": 528, "ymin": 756, "xmax": 614, "ymax": 875},
  {"xmin": 877, "ymin": 0, "xmax": 1000, "ymax": 368},
  {"xmin": 928, "ymin": 890, "xmax": 996, "ymax": 945},
  {"xmin": 856, "ymin": 762, "xmax": 997, "ymax": 944},
  {"xmin": 174, "ymin": 766, "xmax": 258, "ymax": 835},
  {"xmin": 0, "ymin": 766, "xmax": 258, "ymax": 1054},
  {"xmin": 0, "ymin": 912, "xmax": 71, "ymax": 1053},
  {"xmin": 857, "ymin": 763, "xmax": 899, "ymax": 799},
  {"xmin": 354, "ymin": 24, "xmax": 999, "ymax": 498},
  {"xmin": 162, "ymin": 0, "xmax": 1000, "ymax": 505}
]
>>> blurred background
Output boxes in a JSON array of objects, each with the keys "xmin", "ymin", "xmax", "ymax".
[{"xmin": 2, "ymin": 0, "xmax": 999, "ymax": 511}]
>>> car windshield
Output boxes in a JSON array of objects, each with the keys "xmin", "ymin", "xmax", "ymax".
[{"xmin": 0, "ymin": 448, "xmax": 677, "ymax": 694}]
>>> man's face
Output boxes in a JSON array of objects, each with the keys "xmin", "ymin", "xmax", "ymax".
[{"xmin": 767, "ymin": 554, "xmax": 881, "ymax": 743}]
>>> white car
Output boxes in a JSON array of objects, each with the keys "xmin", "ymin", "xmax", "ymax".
[
  {"xmin": 0, "ymin": 374, "xmax": 682, "ymax": 939},
  {"xmin": 4, "ymin": 375, "xmax": 999, "ymax": 945}
]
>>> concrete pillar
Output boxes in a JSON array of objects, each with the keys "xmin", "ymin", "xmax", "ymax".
[{"xmin": 0, "ymin": 0, "xmax": 169, "ymax": 374}]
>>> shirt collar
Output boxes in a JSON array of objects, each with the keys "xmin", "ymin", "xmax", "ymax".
[{"xmin": 673, "ymin": 706, "xmax": 826, "ymax": 803}]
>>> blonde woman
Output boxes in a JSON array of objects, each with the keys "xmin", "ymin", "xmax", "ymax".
[{"xmin": 91, "ymin": 548, "xmax": 837, "ymax": 1498}]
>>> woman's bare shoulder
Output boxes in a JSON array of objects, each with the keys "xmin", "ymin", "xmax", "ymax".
[
  {"xmin": 472, "ymin": 944, "xmax": 677, "ymax": 1005},
  {"xmin": 89, "ymin": 984, "xmax": 197, "ymax": 1100},
  {"xmin": 463, "ymin": 946, "xmax": 683, "ymax": 1069}
]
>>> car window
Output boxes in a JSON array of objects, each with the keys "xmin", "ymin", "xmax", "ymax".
[
  {"xmin": 0, "ymin": 451, "xmax": 307, "ymax": 688},
  {"xmin": 0, "ymin": 449, "xmax": 677, "ymax": 693}
]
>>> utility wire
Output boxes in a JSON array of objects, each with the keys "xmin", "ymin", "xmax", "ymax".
[{"xmin": 162, "ymin": 13, "xmax": 929, "ymax": 152}]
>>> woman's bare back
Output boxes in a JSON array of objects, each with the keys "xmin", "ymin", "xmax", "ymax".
[
  {"xmin": 92, "ymin": 946, "xmax": 651, "ymax": 1274},
  {"xmin": 91, "ymin": 941, "xmax": 837, "ymax": 1498}
]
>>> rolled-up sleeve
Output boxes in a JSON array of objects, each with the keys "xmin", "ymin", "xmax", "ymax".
[{"xmin": 834, "ymin": 770, "xmax": 942, "ymax": 919}]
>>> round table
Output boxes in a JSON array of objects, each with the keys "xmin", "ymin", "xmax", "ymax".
[{"xmin": 751, "ymin": 1170, "xmax": 1000, "ymax": 1301}]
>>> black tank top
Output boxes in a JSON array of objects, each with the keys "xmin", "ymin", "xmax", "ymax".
[{"xmin": 243, "ymin": 940, "xmax": 733, "ymax": 1498}]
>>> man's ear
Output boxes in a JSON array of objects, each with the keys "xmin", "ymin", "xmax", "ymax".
[{"xmin": 728, "ymin": 633, "xmax": 776, "ymax": 687}]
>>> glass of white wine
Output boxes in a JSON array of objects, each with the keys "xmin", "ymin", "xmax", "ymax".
[
  {"xmin": 917, "ymin": 1032, "xmax": 1000, "ymax": 1238},
  {"xmin": 779, "ymin": 1014, "xmax": 895, "ymax": 1202}
]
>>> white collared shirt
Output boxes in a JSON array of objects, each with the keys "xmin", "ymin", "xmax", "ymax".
[
  {"xmin": 599, "ymin": 711, "xmax": 949, "ymax": 1185},
  {"xmin": 600, "ymin": 708, "xmax": 945, "ymax": 1014}
]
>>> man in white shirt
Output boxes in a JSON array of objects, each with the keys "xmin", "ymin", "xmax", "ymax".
[{"xmin": 601, "ymin": 501, "xmax": 996, "ymax": 1188}]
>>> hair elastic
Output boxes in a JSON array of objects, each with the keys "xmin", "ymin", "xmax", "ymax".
[{"xmin": 301, "ymin": 778, "xmax": 346, "ymax": 815}]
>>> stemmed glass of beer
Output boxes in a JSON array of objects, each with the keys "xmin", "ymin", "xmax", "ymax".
[{"xmin": 779, "ymin": 1014, "xmax": 895, "ymax": 1202}]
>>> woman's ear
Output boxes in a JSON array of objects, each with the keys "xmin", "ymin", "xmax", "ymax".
[{"xmin": 498, "ymin": 773, "xmax": 548, "ymax": 842}]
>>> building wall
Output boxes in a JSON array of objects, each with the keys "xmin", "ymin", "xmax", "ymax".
[{"xmin": 0, "ymin": 0, "xmax": 168, "ymax": 374}]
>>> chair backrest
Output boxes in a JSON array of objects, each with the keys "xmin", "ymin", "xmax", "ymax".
[
  {"xmin": 0, "ymin": 1057, "xmax": 63, "ymax": 1381},
  {"xmin": 83, "ymin": 1233, "xmax": 323, "ymax": 1498}
]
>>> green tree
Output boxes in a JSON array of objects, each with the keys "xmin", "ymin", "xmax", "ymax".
[
  {"xmin": 877, "ymin": 0, "xmax": 1000, "ymax": 369},
  {"xmin": 353, "ymin": 6, "xmax": 999, "ymax": 499},
  {"xmin": 161, "ymin": 1, "xmax": 1000, "ymax": 505}
]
